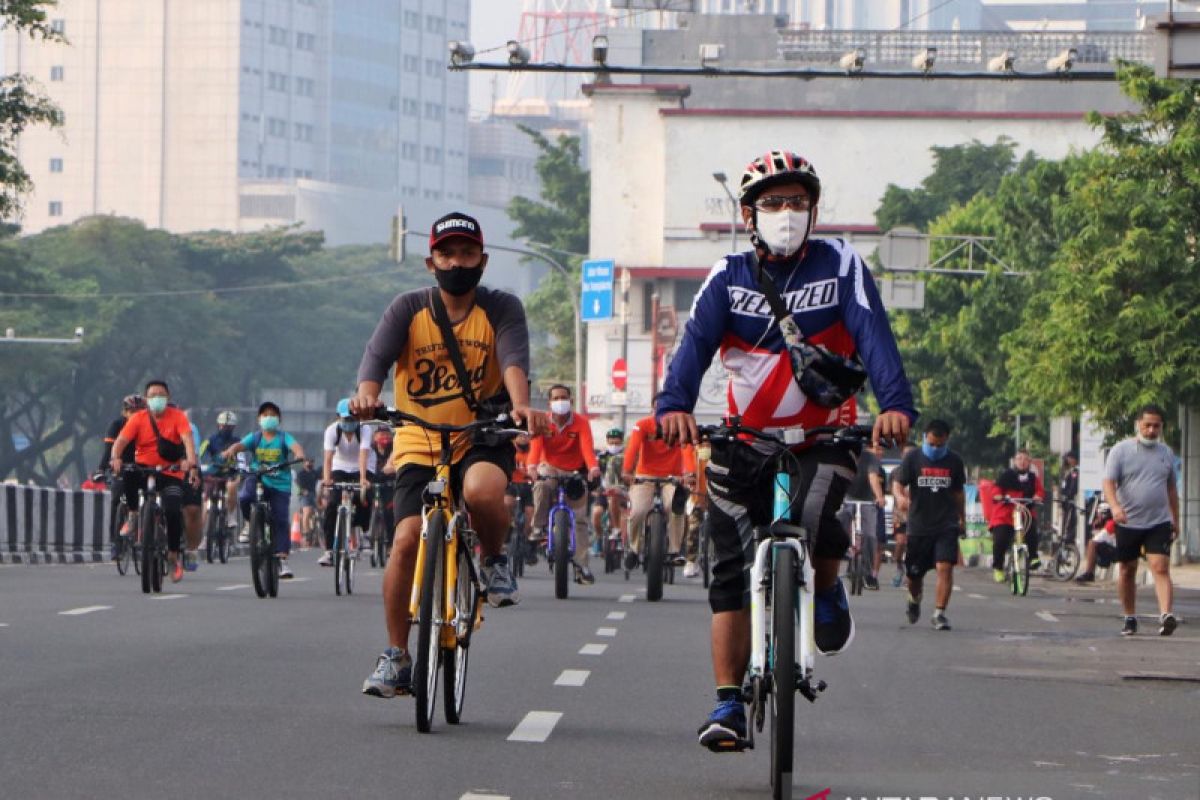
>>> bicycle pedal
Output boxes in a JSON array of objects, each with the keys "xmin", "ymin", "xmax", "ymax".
[{"xmin": 706, "ymin": 737, "xmax": 753, "ymax": 753}]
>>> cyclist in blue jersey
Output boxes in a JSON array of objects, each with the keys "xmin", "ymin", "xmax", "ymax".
[
  {"xmin": 200, "ymin": 410, "xmax": 242, "ymax": 538},
  {"xmin": 657, "ymin": 150, "xmax": 916, "ymax": 751}
]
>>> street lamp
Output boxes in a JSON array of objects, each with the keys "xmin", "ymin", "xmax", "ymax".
[{"xmin": 713, "ymin": 171, "xmax": 738, "ymax": 253}]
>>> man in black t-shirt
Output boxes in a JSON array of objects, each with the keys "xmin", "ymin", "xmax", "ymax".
[
  {"xmin": 98, "ymin": 394, "xmax": 145, "ymax": 560},
  {"xmin": 892, "ymin": 419, "xmax": 966, "ymax": 631},
  {"xmin": 842, "ymin": 443, "xmax": 886, "ymax": 589}
]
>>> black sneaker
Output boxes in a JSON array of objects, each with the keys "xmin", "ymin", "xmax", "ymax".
[
  {"xmin": 1073, "ymin": 572, "xmax": 1095, "ymax": 584},
  {"xmin": 905, "ymin": 593, "xmax": 921, "ymax": 625},
  {"xmin": 575, "ymin": 564, "xmax": 595, "ymax": 585},
  {"xmin": 864, "ymin": 575, "xmax": 879, "ymax": 591},
  {"xmin": 624, "ymin": 551, "xmax": 639, "ymax": 571},
  {"xmin": 814, "ymin": 579, "xmax": 854, "ymax": 655},
  {"xmin": 1121, "ymin": 616, "xmax": 1137, "ymax": 636},
  {"xmin": 932, "ymin": 610, "xmax": 951, "ymax": 631},
  {"xmin": 1159, "ymin": 612, "xmax": 1177, "ymax": 637},
  {"xmin": 697, "ymin": 698, "xmax": 747, "ymax": 752},
  {"xmin": 1028, "ymin": 557, "xmax": 1043, "ymax": 570},
  {"xmin": 672, "ymin": 553, "xmax": 687, "ymax": 566}
]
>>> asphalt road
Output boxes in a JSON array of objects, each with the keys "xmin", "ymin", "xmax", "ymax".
[{"xmin": 2, "ymin": 551, "xmax": 1198, "ymax": 800}]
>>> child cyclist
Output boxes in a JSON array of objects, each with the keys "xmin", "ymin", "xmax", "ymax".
[{"xmin": 221, "ymin": 401, "xmax": 307, "ymax": 578}]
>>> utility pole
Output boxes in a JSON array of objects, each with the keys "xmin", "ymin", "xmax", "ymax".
[{"xmin": 619, "ymin": 267, "xmax": 631, "ymax": 431}]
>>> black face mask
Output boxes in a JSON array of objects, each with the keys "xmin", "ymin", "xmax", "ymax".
[
  {"xmin": 434, "ymin": 266, "xmax": 483, "ymax": 296},
  {"xmin": 515, "ymin": 443, "xmax": 530, "ymax": 453}
]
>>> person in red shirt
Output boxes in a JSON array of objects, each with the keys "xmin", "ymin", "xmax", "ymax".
[
  {"xmin": 109, "ymin": 379, "xmax": 200, "ymax": 583},
  {"xmin": 988, "ymin": 449, "xmax": 1046, "ymax": 582},
  {"xmin": 529, "ymin": 384, "xmax": 600, "ymax": 584},
  {"xmin": 505, "ymin": 433, "xmax": 535, "ymax": 563},
  {"xmin": 622, "ymin": 404, "xmax": 697, "ymax": 570}
]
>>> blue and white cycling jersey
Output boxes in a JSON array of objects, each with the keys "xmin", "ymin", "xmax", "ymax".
[{"xmin": 658, "ymin": 239, "xmax": 916, "ymax": 431}]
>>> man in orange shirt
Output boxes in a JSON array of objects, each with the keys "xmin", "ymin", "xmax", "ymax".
[
  {"xmin": 109, "ymin": 379, "xmax": 200, "ymax": 583},
  {"xmin": 622, "ymin": 401, "xmax": 696, "ymax": 570},
  {"xmin": 529, "ymin": 384, "xmax": 601, "ymax": 584}
]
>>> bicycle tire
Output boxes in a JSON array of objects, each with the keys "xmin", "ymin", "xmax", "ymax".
[
  {"xmin": 334, "ymin": 508, "xmax": 348, "ymax": 596},
  {"xmin": 444, "ymin": 538, "xmax": 476, "ymax": 724},
  {"xmin": 507, "ymin": 523, "xmax": 525, "ymax": 579},
  {"xmin": 115, "ymin": 535, "xmax": 130, "ymax": 576},
  {"xmin": 849, "ymin": 551, "xmax": 865, "ymax": 596},
  {"xmin": 1054, "ymin": 543, "xmax": 1080, "ymax": 581},
  {"xmin": 217, "ymin": 514, "xmax": 229, "ymax": 564},
  {"xmin": 111, "ymin": 499, "xmax": 128, "ymax": 575},
  {"xmin": 645, "ymin": 511, "xmax": 666, "ymax": 602},
  {"xmin": 415, "ymin": 513, "xmax": 445, "ymax": 733},
  {"xmin": 1016, "ymin": 547, "xmax": 1029, "ymax": 596},
  {"xmin": 249, "ymin": 505, "xmax": 267, "ymax": 599},
  {"xmin": 371, "ymin": 507, "xmax": 384, "ymax": 568},
  {"xmin": 205, "ymin": 508, "xmax": 217, "ymax": 564},
  {"xmin": 344, "ymin": 527, "xmax": 355, "ymax": 595},
  {"xmin": 131, "ymin": 512, "xmax": 142, "ymax": 577},
  {"xmin": 150, "ymin": 513, "xmax": 165, "ymax": 594},
  {"xmin": 770, "ymin": 546, "xmax": 797, "ymax": 800},
  {"xmin": 140, "ymin": 503, "xmax": 155, "ymax": 594},
  {"xmin": 553, "ymin": 510, "xmax": 570, "ymax": 600}
]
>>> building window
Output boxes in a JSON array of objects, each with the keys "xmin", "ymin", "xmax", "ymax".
[
  {"xmin": 402, "ymin": 98, "xmax": 419, "ymax": 116},
  {"xmin": 295, "ymin": 77, "xmax": 315, "ymax": 97},
  {"xmin": 267, "ymin": 72, "xmax": 290, "ymax": 92},
  {"xmin": 423, "ymin": 146, "xmax": 442, "ymax": 165},
  {"xmin": 423, "ymin": 102, "xmax": 442, "ymax": 121},
  {"xmin": 50, "ymin": 65, "xmax": 64, "ymax": 81},
  {"xmin": 293, "ymin": 123, "xmax": 313, "ymax": 142},
  {"xmin": 425, "ymin": 16, "xmax": 444, "ymax": 34},
  {"xmin": 403, "ymin": 10, "xmax": 420, "ymax": 29},
  {"xmin": 268, "ymin": 25, "xmax": 289, "ymax": 45},
  {"xmin": 50, "ymin": 19, "xmax": 65, "ymax": 34},
  {"xmin": 267, "ymin": 117, "xmax": 288, "ymax": 137},
  {"xmin": 48, "ymin": 201, "xmax": 63, "ymax": 216},
  {"xmin": 295, "ymin": 32, "xmax": 316, "ymax": 51},
  {"xmin": 424, "ymin": 59, "xmax": 441, "ymax": 78},
  {"xmin": 402, "ymin": 142, "xmax": 418, "ymax": 161},
  {"xmin": 403, "ymin": 54, "xmax": 419, "ymax": 73},
  {"xmin": 49, "ymin": 158, "xmax": 63, "ymax": 173}
]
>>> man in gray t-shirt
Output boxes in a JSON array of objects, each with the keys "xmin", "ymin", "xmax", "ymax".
[{"xmin": 1102, "ymin": 404, "xmax": 1179, "ymax": 637}]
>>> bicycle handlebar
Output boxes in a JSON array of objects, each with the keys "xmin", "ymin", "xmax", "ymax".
[
  {"xmin": 239, "ymin": 458, "xmax": 304, "ymax": 478},
  {"xmin": 372, "ymin": 406, "xmax": 525, "ymax": 438},
  {"xmin": 697, "ymin": 419, "xmax": 878, "ymax": 449}
]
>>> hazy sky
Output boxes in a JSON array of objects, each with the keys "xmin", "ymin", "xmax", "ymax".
[{"xmin": 469, "ymin": 0, "xmax": 526, "ymax": 118}]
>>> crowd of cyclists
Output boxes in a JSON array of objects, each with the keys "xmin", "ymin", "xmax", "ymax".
[{"xmin": 90, "ymin": 150, "xmax": 1181, "ymax": 754}]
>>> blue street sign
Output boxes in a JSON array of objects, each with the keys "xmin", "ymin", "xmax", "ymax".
[{"xmin": 580, "ymin": 258, "xmax": 615, "ymax": 322}]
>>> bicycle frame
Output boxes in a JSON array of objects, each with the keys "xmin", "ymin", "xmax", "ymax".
[{"xmin": 544, "ymin": 478, "xmax": 579, "ymax": 558}]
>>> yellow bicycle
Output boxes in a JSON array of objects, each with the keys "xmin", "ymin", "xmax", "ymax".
[{"xmin": 375, "ymin": 407, "xmax": 523, "ymax": 732}]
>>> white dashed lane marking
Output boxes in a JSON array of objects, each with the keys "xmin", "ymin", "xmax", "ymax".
[
  {"xmin": 554, "ymin": 669, "xmax": 590, "ymax": 687},
  {"xmin": 618, "ymin": 594, "xmax": 636, "ymax": 603},
  {"xmin": 579, "ymin": 643, "xmax": 608, "ymax": 655},
  {"xmin": 967, "ymin": 593, "xmax": 987, "ymax": 600},
  {"xmin": 216, "ymin": 584, "xmax": 252, "ymax": 591},
  {"xmin": 595, "ymin": 627, "xmax": 618, "ymax": 637},
  {"xmin": 1036, "ymin": 610, "xmax": 1060, "ymax": 623},
  {"xmin": 460, "ymin": 792, "xmax": 510, "ymax": 800},
  {"xmin": 508, "ymin": 711, "xmax": 563, "ymax": 743},
  {"xmin": 152, "ymin": 594, "xmax": 188, "ymax": 600},
  {"xmin": 58, "ymin": 606, "xmax": 112, "ymax": 616},
  {"xmin": 606, "ymin": 611, "xmax": 626, "ymax": 621}
]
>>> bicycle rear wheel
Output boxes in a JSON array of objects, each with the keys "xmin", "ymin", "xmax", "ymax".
[
  {"xmin": 849, "ymin": 550, "xmax": 865, "ymax": 596},
  {"xmin": 131, "ymin": 513, "xmax": 142, "ymax": 577},
  {"xmin": 645, "ymin": 511, "xmax": 666, "ymax": 602},
  {"xmin": 415, "ymin": 513, "xmax": 445, "ymax": 733},
  {"xmin": 444, "ymin": 536, "xmax": 478, "ymax": 724},
  {"xmin": 371, "ymin": 508, "xmax": 384, "ymax": 568},
  {"xmin": 1053, "ymin": 543, "xmax": 1080, "ymax": 581},
  {"xmin": 150, "ymin": 516, "xmax": 165, "ymax": 594},
  {"xmin": 115, "ymin": 535, "xmax": 130, "ymax": 576},
  {"xmin": 770, "ymin": 546, "xmax": 797, "ymax": 800},
  {"xmin": 553, "ymin": 511, "xmax": 570, "ymax": 600},
  {"xmin": 140, "ymin": 504, "xmax": 155, "ymax": 594},
  {"xmin": 205, "ymin": 508, "xmax": 217, "ymax": 564},
  {"xmin": 249, "ymin": 506, "xmax": 267, "ymax": 599},
  {"xmin": 334, "ymin": 509, "xmax": 349, "ymax": 596},
  {"xmin": 217, "ymin": 517, "xmax": 229, "ymax": 564}
]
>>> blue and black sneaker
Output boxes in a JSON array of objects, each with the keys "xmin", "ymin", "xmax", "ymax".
[
  {"xmin": 697, "ymin": 698, "xmax": 747, "ymax": 752},
  {"xmin": 814, "ymin": 578, "xmax": 855, "ymax": 655},
  {"xmin": 362, "ymin": 646, "xmax": 412, "ymax": 698}
]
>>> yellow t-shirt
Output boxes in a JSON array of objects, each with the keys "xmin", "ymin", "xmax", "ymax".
[{"xmin": 357, "ymin": 286, "xmax": 530, "ymax": 468}]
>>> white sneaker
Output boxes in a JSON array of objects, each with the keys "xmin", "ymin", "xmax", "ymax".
[
  {"xmin": 238, "ymin": 523, "xmax": 250, "ymax": 544},
  {"xmin": 278, "ymin": 561, "xmax": 294, "ymax": 579},
  {"xmin": 683, "ymin": 562, "xmax": 700, "ymax": 579},
  {"xmin": 317, "ymin": 550, "xmax": 333, "ymax": 567}
]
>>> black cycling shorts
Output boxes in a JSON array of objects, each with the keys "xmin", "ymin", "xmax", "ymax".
[
  {"xmin": 1115, "ymin": 522, "xmax": 1172, "ymax": 562},
  {"xmin": 505, "ymin": 481, "xmax": 533, "ymax": 506},
  {"xmin": 394, "ymin": 440, "xmax": 516, "ymax": 522},
  {"xmin": 904, "ymin": 528, "xmax": 959, "ymax": 579}
]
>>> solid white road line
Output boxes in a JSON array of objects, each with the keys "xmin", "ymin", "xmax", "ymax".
[
  {"xmin": 460, "ymin": 794, "xmax": 510, "ymax": 800},
  {"xmin": 216, "ymin": 584, "xmax": 252, "ymax": 591},
  {"xmin": 58, "ymin": 605, "xmax": 113, "ymax": 616},
  {"xmin": 508, "ymin": 711, "xmax": 563, "ymax": 743},
  {"xmin": 151, "ymin": 594, "xmax": 188, "ymax": 600},
  {"xmin": 1036, "ymin": 610, "xmax": 1060, "ymax": 623},
  {"xmin": 606, "ymin": 611, "xmax": 627, "ymax": 621},
  {"xmin": 967, "ymin": 593, "xmax": 987, "ymax": 600},
  {"xmin": 554, "ymin": 669, "xmax": 590, "ymax": 687},
  {"xmin": 595, "ymin": 627, "xmax": 617, "ymax": 637},
  {"xmin": 0, "ymin": 623, "xmax": 9, "ymax": 627},
  {"xmin": 618, "ymin": 594, "xmax": 636, "ymax": 603},
  {"xmin": 579, "ymin": 643, "xmax": 608, "ymax": 655}
]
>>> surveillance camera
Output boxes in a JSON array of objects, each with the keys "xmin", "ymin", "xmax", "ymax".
[
  {"xmin": 447, "ymin": 40, "xmax": 475, "ymax": 66},
  {"xmin": 1046, "ymin": 48, "xmax": 1076, "ymax": 73},
  {"xmin": 507, "ymin": 40, "xmax": 530, "ymax": 67},
  {"xmin": 988, "ymin": 50, "xmax": 1016, "ymax": 73},
  {"xmin": 74, "ymin": 326, "xmax": 84, "ymax": 338},
  {"xmin": 911, "ymin": 47, "xmax": 936, "ymax": 73},
  {"xmin": 839, "ymin": 48, "xmax": 865, "ymax": 73}
]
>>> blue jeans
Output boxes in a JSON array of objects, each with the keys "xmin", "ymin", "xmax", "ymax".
[{"xmin": 239, "ymin": 478, "xmax": 292, "ymax": 555}]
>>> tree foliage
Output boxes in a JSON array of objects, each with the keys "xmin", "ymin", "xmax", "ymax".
[
  {"xmin": 0, "ymin": 216, "xmax": 427, "ymax": 483},
  {"xmin": 0, "ymin": 1, "xmax": 65, "ymax": 221},
  {"xmin": 507, "ymin": 127, "xmax": 589, "ymax": 387},
  {"xmin": 1006, "ymin": 64, "xmax": 1200, "ymax": 435}
]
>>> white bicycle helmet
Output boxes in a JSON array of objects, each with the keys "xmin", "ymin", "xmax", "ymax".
[{"xmin": 216, "ymin": 410, "xmax": 238, "ymax": 426}]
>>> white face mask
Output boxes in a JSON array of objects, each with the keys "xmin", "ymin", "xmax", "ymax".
[
  {"xmin": 755, "ymin": 209, "xmax": 810, "ymax": 257},
  {"xmin": 1136, "ymin": 433, "xmax": 1159, "ymax": 447},
  {"xmin": 550, "ymin": 399, "xmax": 571, "ymax": 416},
  {"xmin": 606, "ymin": 445, "xmax": 621, "ymax": 455}
]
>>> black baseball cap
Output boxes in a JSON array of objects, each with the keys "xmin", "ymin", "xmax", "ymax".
[{"xmin": 429, "ymin": 212, "xmax": 484, "ymax": 250}]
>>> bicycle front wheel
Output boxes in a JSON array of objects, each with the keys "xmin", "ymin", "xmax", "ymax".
[
  {"xmin": 444, "ymin": 538, "xmax": 478, "ymax": 724},
  {"xmin": 770, "ymin": 546, "xmax": 797, "ymax": 800},
  {"xmin": 552, "ymin": 511, "xmax": 570, "ymax": 600},
  {"xmin": 344, "ymin": 527, "xmax": 356, "ymax": 595},
  {"xmin": 1012, "ymin": 547, "xmax": 1029, "ymax": 596},
  {"xmin": 116, "ymin": 535, "xmax": 130, "ymax": 576},
  {"xmin": 415, "ymin": 513, "xmax": 445, "ymax": 733},
  {"xmin": 1054, "ymin": 543, "xmax": 1080, "ymax": 581},
  {"xmin": 645, "ymin": 511, "xmax": 666, "ymax": 602},
  {"xmin": 334, "ymin": 509, "xmax": 349, "ymax": 596},
  {"xmin": 249, "ymin": 506, "xmax": 267, "ymax": 599},
  {"xmin": 849, "ymin": 550, "xmax": 865, "ymax": 596},
  {"xmin": 205, "ymin": 508, "xmax": 217, "ymax": 564},
  {"xmin": 140, "ymin": 504, "xmax": 156, "ymax": 594}
]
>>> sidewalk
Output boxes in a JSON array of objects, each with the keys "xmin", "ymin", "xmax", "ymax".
[{"xmin": 1172, "ymin": 559, "xmax": 1200, "ymax": 590}]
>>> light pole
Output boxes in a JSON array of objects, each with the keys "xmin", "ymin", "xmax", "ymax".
[
  {"xmin": 713, "ymin": 172, "xmax": 738, "ymax": 253},
  {"xmin": 618, "ymin": 266, "xmax": 631, "ymax": 431}
]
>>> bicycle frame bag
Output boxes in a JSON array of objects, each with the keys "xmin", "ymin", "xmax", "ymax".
[
  {"xmin": 147, "ymin": 412, "xmax": 188, "ymax": 463},
  {"xmin": 750, "ymin": 259, "xmax": 866, "ymax": 408}
]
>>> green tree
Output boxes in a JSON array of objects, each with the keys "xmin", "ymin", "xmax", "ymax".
[
  {"xmin": 0, "ymin": 1, "xmax": 64, "ymax": 221},
  {"xmin": 1006, "ymin": 64, "xmax": 1200, "ymax": 435},
  {"xmin": 507, "ymin": 126, "xmax": 589, "ymax": 387},
  {"xmin": 875, "ymin": 137, "xmax": 1018, "ymax": 233}
]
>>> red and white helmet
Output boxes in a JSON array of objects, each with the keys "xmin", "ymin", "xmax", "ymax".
[{"xmin": 738, "ymin": 150, "xmax": 821, "ymax": 206}]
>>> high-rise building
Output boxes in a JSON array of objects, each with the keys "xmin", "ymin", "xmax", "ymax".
[{"xmin": 3, "ymin": 0, "xmax": 469, "ymax": 242}]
